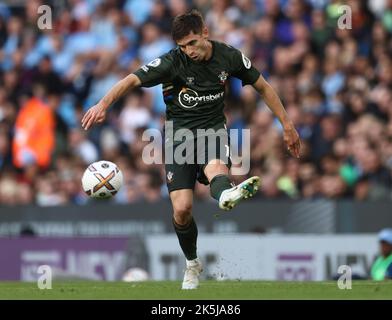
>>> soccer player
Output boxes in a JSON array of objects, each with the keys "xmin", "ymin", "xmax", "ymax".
[{"xmin": 82, "ymin": 10, "xmax": 301, "ymax": 289}]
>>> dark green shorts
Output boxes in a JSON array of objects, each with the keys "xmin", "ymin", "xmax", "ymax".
[{"xmin": 164, "ymin": 128, "xmax": 231, "ymax": 193}]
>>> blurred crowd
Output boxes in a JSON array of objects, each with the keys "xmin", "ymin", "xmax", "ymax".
[{"xmin": 0, "ymin": 0, "xmax": 391, "ymax": 206}]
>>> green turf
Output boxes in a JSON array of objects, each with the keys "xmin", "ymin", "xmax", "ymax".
[{"xmin": 0, "ymin": 281, "xmax": 391, "ymax": 300}]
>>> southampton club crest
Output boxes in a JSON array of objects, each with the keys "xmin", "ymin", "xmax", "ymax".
[
  {"xmin": 218, "ymin": 71, "xmax": 228, "ymax": 85},
  {"xmin": 186, "ymin": 77, "xmax": 195, "ymax": 85},
  {"xmin": 167, "ymin": 171, "xmax": 174, "ymax": 183}
]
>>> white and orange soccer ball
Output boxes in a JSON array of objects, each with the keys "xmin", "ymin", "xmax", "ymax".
[{"xmin": 81, "ymin": 160, "xmax": 123, "ymax": 199}]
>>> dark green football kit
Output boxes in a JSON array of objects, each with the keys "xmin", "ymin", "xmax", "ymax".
[{"xmin": 133, "ymin": 40, "xmax": 260, "ymax": 192}]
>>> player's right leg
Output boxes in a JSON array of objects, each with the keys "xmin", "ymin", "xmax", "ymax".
[
  {"xmin": 165, "ymin": 154, "xmax": 203, "ymax": 289},
  {"xmin": 170, "ymin": 189, "xmax": 203, "ymax": 290}
]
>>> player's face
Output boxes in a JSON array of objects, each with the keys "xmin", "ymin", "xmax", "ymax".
[{"xmin": 177, "ymin": 29, "xmax": 210, "ymax": 61}]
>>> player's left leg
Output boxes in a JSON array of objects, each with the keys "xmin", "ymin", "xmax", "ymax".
[
  {"xmin": 201, "ymin": 127, "xmax": 259, "ymax": 210},
  {"xmin": 204, "ymin": 160, "xmax": 260, "ymax": 210},
  {"xmin": 203, "ymin": 159, "xmax": 232, "ymax": 198}
]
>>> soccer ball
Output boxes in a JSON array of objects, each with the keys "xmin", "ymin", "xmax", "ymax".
[
  {"xmin": 81, "ymin": 160, "xmax": 123, "ymax": 199},
  {"xmin": 122, "ymin": 268, "xmax": 149, "ymax": 282}
]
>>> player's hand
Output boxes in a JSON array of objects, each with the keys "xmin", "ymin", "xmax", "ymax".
[
  {"xmin": 81, "ymin": 103, "xmax": 107, "ymax": 130},
  {"xmin": 283, "ymin": 123, "xmax": 301, "ymax": 158}
]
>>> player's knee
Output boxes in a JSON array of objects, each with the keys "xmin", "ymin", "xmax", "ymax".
[
  {"xmin": 173, "ymin": 203, "xmax": 192, "ymax": 225},
  {"xmin": 205, "ymin": 160, "xmax": 228, "ymax": 180},
  {"xmin": 206, "ymin": 159, "xmax": 226, "ymax": 169}
]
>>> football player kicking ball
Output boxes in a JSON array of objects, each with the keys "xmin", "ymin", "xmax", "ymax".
[{"xmin": 82, "ymin": 10, "xmax": 301, "ymax": 289}]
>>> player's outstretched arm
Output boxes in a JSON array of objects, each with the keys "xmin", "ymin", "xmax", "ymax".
[
  {"xmin": 252, "ymin": 74, "xmax": 301, "ymax": 158},
  {"xmin": 81, "ymin": 74, "xmax": 142, "ymax": 130}
]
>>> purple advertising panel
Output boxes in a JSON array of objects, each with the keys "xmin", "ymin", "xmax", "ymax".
[
  {"xmin": 0, "ymin": 237, "xmax": 130, "ymax": 281},
  {"xmin": 276, "ymin": 253, "xmax": 315, "ymax": 281}
]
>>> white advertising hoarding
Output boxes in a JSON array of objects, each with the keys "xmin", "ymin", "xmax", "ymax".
[{"xmin": 145, "ymin": 234, "xmax": 379, "ymax": 281}]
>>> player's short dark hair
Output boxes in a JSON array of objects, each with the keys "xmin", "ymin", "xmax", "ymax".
[{"xmin": 171, "ymin": 9, "xmax": 205, "ymax": 41}]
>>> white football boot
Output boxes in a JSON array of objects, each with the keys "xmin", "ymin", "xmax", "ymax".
[
  {"xmin": 218, "ymin": 176, "xmax": 260, "ymax": 211},
  {"xmin": 181, "ymin": 258, "xmax": 203, "ymax": 290}
]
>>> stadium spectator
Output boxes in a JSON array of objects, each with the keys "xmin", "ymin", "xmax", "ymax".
[
  {"xmin": 370, "ymin": 228, "xmax": 392, "ymax": 280},
  {"xmin": 12, "ymin": 84, "xmax": 55, "ymax": 169}
]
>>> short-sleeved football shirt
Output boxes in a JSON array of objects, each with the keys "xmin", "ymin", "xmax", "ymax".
[{"xmin": 133, "ymin": 40, "xmax": 260, "ymax": 132}]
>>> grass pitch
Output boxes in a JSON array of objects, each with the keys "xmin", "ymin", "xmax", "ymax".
[{"xmin": 0, "ymin": 280, "xmax": 391, "ymax": 300}]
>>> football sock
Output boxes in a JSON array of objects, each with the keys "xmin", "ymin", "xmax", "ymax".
[
  {"xmin": 173, "ymin": 216, "xmax": 198, "ymax": 261},
  {"xmin": 210, "ymin": 174, "xmax": 233, "ymax": 201}
]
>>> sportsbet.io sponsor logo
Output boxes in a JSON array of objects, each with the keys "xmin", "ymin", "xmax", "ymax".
[{"xmin": 178, "ymin": 88, "xmax": 224, "ymax": 109}]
